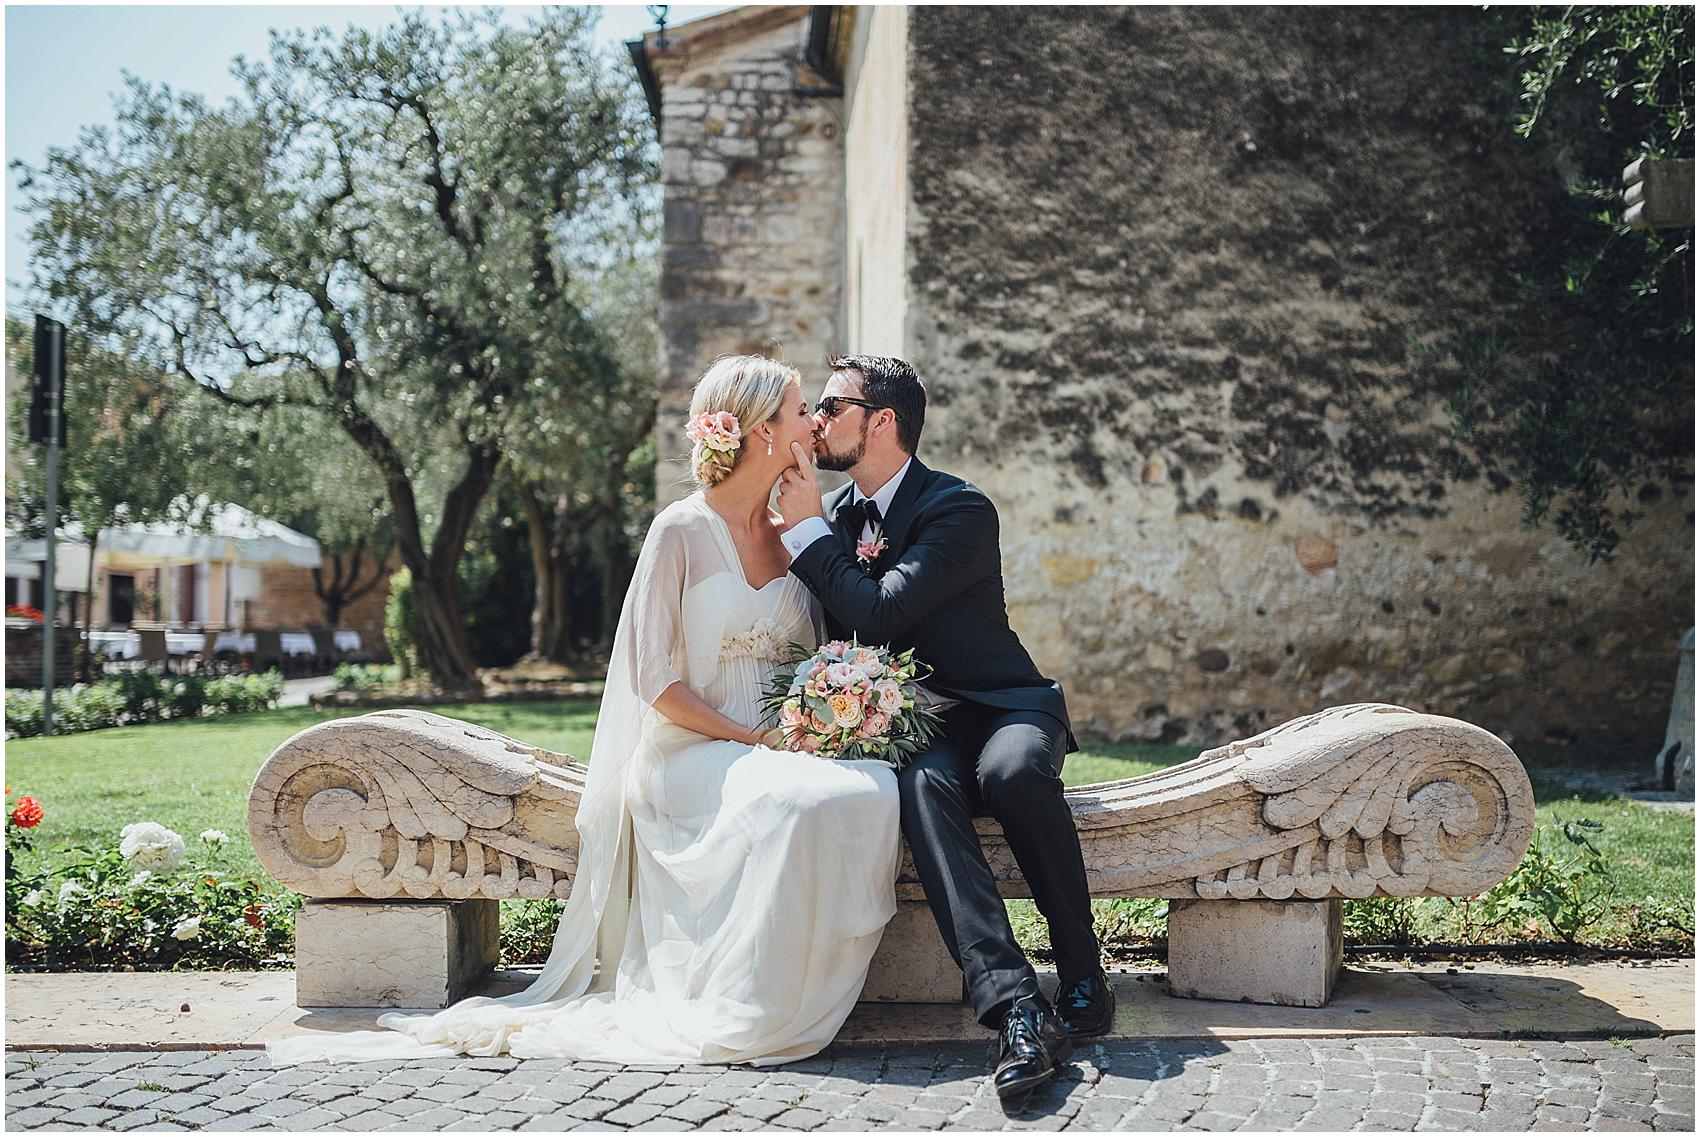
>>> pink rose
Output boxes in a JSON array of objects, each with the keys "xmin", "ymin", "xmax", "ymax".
[
  {"xmin": 797, "ymin": 734, "xmax": 821, "ymax": 755},
  {"xmin": 860, "ymin": 711, "xmax": 891, "ymax": 738},
  {"xmin": 874, "ymin": 680, "xmax": 904, "ymax": 714},
  {"xmin": 781, "ymin": 702, "xmax": 807, "ymax": 728},
  {"xmin": 823, "ymin": 641, "xmax": 850, "ymax": 658},
  {"xmin": 807, "ymin": 660, "xmax": 828, "ymax": 679}
]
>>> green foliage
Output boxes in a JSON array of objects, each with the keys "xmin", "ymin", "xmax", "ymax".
[
  {"xmin": 6, "ymin": 826, "xmax": 298, "ymax": 971},
  {"xmin": 10, "ymin": 7, "xmax": 658, "ymax": 687},
  {"xmin": 4, "ymin": 671, "xmax": 283, "ymax": 739},
  {"xmin": 1439, "ymin": 6, "xmax": 1694, "ymax": 562},
  {"xmin": 383, "ymin": 566, "xmax": 423, "ymax": 680},
  {"xmin": 1510, "ymin": 5, "xmax": 1692, "ymax": 155},
  {"xmin": 1343, "ymin": 897, "xmax": 1425, "ymax": 946},
  {"xmin": 1476, "ymin": 817, "xmax": 1618, "ymax": 943},
  {"xmin": 500, "ymin": 898, "xmax": 567, "ymax": 965},
  {"xmin": 331, "ymin": 662, "xmax": 402, "ymax": 691}
]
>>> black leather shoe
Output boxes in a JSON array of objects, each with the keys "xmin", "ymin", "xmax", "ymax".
[
  {"xmin": 993, "ymin": 992, "xmax": 1074, "ymax": 1099},
  {"xmin": 1055, "ymin": 969, "xmax": 1115, "ymax": 1038}
]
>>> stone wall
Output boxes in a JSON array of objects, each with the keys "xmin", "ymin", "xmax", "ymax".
[
  {"xmin": 841, "ymin": 6, "xmax": 909, "ymax": 353},
  {"xmin": 651, "ymin": 7, "xmax": 846, "ymax": 506},
  {"xmin": 894, "ymin": 6, "xmax": 1693, "ymax": 745}
]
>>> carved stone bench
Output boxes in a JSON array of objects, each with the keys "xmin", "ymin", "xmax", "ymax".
[{"xmin": 247, "ymin": 702, "xmax": 1534, "ymax": 1010}]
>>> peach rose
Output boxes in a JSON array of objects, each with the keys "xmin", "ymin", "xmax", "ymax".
[
  {"xmin": 846, "ymin": 648, "xmax": 884, "ymax": 678},
  {"xmin": 827, "ymin": 692, "xmax": 864, "ymax": 728}
]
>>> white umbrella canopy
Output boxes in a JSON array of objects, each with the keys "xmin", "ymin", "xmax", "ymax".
[
  {"xmin": 4, "ymin": 495, "xmax": 322, "ymax": 585},
  {"xmin": 102, "ymin": 496, "xmax": 323, "ymax": 569}
]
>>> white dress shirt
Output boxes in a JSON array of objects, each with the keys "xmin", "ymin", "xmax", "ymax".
[{"xmin": 781, "ymin": 457, "xmax": 913, "ymax": 561}]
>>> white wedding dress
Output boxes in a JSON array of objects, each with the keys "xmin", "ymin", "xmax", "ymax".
[{"xmin": 266, "ymin": 491, "xmax": 901, "ymax": 1067}]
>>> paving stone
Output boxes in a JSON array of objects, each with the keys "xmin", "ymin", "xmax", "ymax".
[
  {"xmin": 3, "ymin": 1107, "xmax": 68, "ymax": 1129},
  {"xmin": 603, "ymin": 1101, "xmax": 669, "ymax": 1126},
  {"xmin": 1360, "ymin": 1109, "xmax": 1419, "ymax": 1130},
  {"xmin": 55, "ymin": 1105, "xmax": 126, "ymax": 1126},
  {"xmin": 170, "ymin": 1105, "xmax": 237, "ymax": 1126},
  {"xmin": 1600, "ymin": 1100, "xmax": 1661, "ymax": 1123},
  {"xmin": 662, "ymin": 1096, "xmax": 733, "ymax": 1124},
  {"xmin": 329, "ymin": 1111, "xmax": 407, "ymax": 1132}
]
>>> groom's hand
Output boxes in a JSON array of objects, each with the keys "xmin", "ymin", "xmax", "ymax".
[{"xmin": 776, "ymin": 442, "xmax": 825, "ymax": 526}]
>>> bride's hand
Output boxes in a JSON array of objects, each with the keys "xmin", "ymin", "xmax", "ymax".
[{"xmin": 747, "ymin": 726, "xmax": 787, "ymax": 749}]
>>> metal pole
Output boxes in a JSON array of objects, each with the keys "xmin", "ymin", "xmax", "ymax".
[{"xmin": 40, "ymin": 320, "xmax": 63, "ymax": 736}]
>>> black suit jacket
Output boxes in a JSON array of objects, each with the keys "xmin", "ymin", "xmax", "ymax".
[{"xmin": 788, "ymin": 458, "xmax": 1078, "ymax": 753}]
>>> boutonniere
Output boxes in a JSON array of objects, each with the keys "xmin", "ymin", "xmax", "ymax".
[{"xmin": 855, "ymin": 534, "xmax": 888, "ymax": 571}]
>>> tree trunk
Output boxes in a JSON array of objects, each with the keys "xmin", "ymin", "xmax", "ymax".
[{"xmin": 385, "ymin": 460, "xmax": 493, "ymax": 691}]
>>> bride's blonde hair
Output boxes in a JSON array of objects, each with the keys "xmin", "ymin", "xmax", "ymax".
[{"xmin": 688, "ymin": 355, "xmax": 799, "ymax": 487}]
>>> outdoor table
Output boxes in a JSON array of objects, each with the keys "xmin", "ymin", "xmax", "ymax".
[
  {"xmin": 163, "ymin": 632, "xmax": 200, "ymax": 655},
  {"xmin": 279, "ymin": 632, "xmax": 316, "ymax": 657},
  {"xmin": 89, "ymin": 630, "xmax": 138, "ymax": 659},
  {"xmin": 212, "ymin": 632, "xmax": 257, "ymax": 655}
]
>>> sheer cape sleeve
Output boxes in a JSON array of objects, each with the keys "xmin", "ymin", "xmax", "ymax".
[{"xmin": 264, "ymin": 500, "xmax": 712, "ymax": 1065}]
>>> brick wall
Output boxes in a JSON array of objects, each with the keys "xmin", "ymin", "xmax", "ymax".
[
  {"xmin": 5, "ymin": 622, "xmax": 79, "ymax": 687},
  {"xmin": 243, "ymin": 558, "xmax": 395, "ymax": 662}
]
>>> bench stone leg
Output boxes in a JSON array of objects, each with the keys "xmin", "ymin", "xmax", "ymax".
[
  {"xmin": 861, "ymin": 899, "xmax": 967, "ymax": 1003},
  {"xmin": 295, "ymin": 898, "xmax": 499, "ymax": 1008},
  {"xmin": 1166, "ymin": 898, "xmax": 1343, "ymax": 1008}
]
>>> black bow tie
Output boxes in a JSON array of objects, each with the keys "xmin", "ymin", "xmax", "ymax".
[{"xmin": 843, "ymin": 498, "xmax": 883, "ymax": 530}]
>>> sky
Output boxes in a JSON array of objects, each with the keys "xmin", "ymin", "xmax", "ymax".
[{"xmin": 3, "ymin": 1, "xmax": 734, "ymax": 314}]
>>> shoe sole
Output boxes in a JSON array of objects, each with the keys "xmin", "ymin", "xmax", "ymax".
[
  {"xmin": 995, "ymin": 1038, "xmax": 1076, "ymax": 1100},
  {"xmin": 1065, "ymin": 1018, "xmax": 1113, "ymax": 1039}
]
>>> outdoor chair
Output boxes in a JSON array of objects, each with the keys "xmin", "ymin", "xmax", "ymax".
[
  {"xmin": 134, "ymin": 628, "xmax": 174, "ymax": 676},
  {"xmin": 249, "ymin": 629, "xmax": 286, "ymax": 678}
]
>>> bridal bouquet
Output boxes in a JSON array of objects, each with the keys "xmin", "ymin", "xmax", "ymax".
[{"xmin": 760, "ymin": 638, "xmax": 944, "ymax": 769}]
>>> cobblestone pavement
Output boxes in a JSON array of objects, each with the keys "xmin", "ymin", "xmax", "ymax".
[{"xmin": 6, "ymin": 1034, "xmax": 1693, "ymax": 1132}]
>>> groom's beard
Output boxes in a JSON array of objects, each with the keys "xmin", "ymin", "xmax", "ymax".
[{"xmin": 815, "ymin": 420, "xmax": 868, "ymax": 473}]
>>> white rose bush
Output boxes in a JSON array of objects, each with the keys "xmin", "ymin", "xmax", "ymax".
[{"xmin": 4, "ymin": 817, "xmax": 297, "ymax": 971}]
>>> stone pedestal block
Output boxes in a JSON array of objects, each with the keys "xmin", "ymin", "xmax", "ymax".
[
  {"xmin": 1167, "ymin": 898, "xmax": 1342, "ymax": 1007},
  {"xmin": 295, "ymin": 898, "xmax": 499, "ymax": 1008},
  {"xmin": 860, "ymin": 899, "xmax": 966, "ymax": 1003}
]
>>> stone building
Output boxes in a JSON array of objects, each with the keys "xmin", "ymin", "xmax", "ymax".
[{"xmin": 630, "ymin": 5, "xmax": 1694, "ymax": 746}]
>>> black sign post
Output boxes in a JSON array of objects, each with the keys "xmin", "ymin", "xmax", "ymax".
[{"xmin": 31, "ymin": 315, "xmax": 66, "ymax": 735}]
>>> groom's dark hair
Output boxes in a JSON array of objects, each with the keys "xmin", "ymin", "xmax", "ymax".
[{"xmin": 829, "ymin": 354, "xmax": 925, "ymax": 454}]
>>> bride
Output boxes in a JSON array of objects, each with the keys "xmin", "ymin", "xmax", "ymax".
[{"xmin": 267, "ymin": 355, "xmax": 902, "ymax": 1067}]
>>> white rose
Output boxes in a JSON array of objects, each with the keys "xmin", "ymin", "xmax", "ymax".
[
  {"xmin": 58, "ymin": 880, "xmax": 87, "ymax": 903},
  {"xmin": 199, "ymin": 829, "xmax": 229, "ymax": 847},
  {"xmin": 824, "ymin": 663, "xmax": 861, "ymax": 689},
  {"xmin": 22, "ymin": 889, "xmax": 42, "ymax": 907},
  {"xmin": 119, "ymin": 822, "xmax": 186, "ymax": 874},
  {"xmin": 171, "ymin": 916, "xmax": 202, "ymax": 941}
]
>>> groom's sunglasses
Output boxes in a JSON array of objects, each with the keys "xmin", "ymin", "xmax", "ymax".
[{"xmin": 813, "ymin": 396, "xmax": 889, "ymax": 419}]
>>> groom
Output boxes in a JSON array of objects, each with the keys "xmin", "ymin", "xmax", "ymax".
[{"xmin": 775, "ymin": 354, "xmax": 1113, "ymax": 1097}]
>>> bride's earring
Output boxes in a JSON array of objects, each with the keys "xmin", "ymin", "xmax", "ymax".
[{"xmin": 766, "ymin": 435, "xmax": 773, "ymax": 456}]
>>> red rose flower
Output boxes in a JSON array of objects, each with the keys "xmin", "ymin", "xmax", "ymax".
[{"xmin": 10, "ymin": 796, "xmax": 43, "ymax": 828}]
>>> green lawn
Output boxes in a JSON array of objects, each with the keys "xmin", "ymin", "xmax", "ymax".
[{"xmin": 6, "ymin": 701, "xmax": 1692, "ymax": 957}]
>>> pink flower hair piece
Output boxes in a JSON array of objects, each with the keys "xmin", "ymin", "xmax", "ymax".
[{"xmin": 686, "ymin": 410, "xmax": 743, "ymax": 454}]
